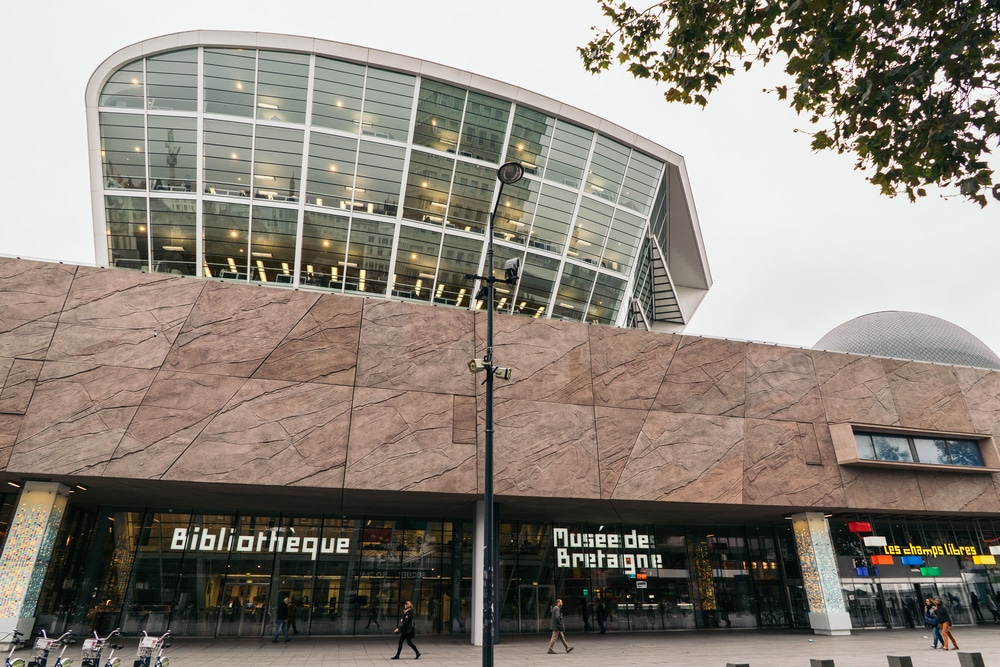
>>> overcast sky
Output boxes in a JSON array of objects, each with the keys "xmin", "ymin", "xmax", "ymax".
[{"xmin": 3, "ymin": 0, "xmax": 998, "ymax": 354}]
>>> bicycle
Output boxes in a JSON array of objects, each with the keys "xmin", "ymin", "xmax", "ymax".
[
  {"xmin": 27, "ymin": 631, "xmax": 74, "ymax": 667},
  {"xmin": 2, "ymin": 630, "xmax": 26, "ymax": 667},
  {"xmin": 80, "ymin": 630, "xmax": 123, "ymax": 667},
  {"xmin": 134, "ymin": 631, "xmax": 170, "ymax": 667}
]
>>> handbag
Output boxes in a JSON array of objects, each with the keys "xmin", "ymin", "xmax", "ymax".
[{"xmin": 923, "ymin": 614, "xmax": 937, "ymax": 626}]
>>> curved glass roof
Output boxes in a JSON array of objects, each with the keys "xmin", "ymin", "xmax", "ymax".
[{"xmin": 87, "ymin": 32, "xmax": 710, "ymax": 327}]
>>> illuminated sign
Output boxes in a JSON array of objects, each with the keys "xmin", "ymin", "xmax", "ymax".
[
  {"xmin": 170, "ymin": 527, "xmax": 352, "ymax": 561},
  {"xmin": 553, "ymin": 528, "xmax": 663, "ymax": 573},
  {"xmin": 881, "ymin": 543, "xmax": 979, "ymax": 557}
]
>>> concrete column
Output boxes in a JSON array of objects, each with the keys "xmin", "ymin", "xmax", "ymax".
[
  {"xmin": 471, "ymin": 500, "xmax": 485, "ymax": 646},
  {"xmin": 0, "ymin": 482, "xmax": 71, "ymax": 636},
  {"xmin": 790, "ymin": 512, "xmax": 852, "ymax": 636}
]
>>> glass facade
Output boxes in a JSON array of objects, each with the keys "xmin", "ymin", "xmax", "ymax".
[{"xmin": 96, "ymin": 45, "xmax": 682, "ymax": 327}]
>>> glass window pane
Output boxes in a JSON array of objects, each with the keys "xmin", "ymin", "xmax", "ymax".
[
  {"xmin": 312, "ymin": 57, "xmax": 365, "ymax": 133},
  {"xmin": 493, "ymin": 177, "xmax": 538, "ymax": 246},
  {"xmin": 106, "ymin": 196, "xmax": 148, "ymax": 271},
  {"xmin": 913, "ymin": 438, "xmax": 950, "ymax": 465},
  {"xmin": 250, "ymin": 206, "xmax": 299, "ymax": 283},
  {"xmin": 300, "ymin": 210, "xmax": 349, "ymax": 288},
  {"xmin": 585, "ymin": 135, "xmax": 629, "ymax": 202},
  {"xmin": 256, "ymin": 51, "xmax": 310, "ymax": 124},
  {"xmin": 588, "ymin": 273, "xmax": 626, "ymax": 325},
  {"xmin": 947, "ymin": 440, "xmax": 984, "ymax": 466},
  {"xmin": 150, "ymin": 198, "xmax": 196, "ymax": 276},
  {"xmin": 205, "ymin": 49, "xmax": 256, "ymax": 117},
  {"xmin": 346, "ymin": 219, "xmax": 394, "ymax": 295},
  {"xmin": 619, "ymin": 151, "xmax": 662, "ymax": 215},
  {"xmin": 204, "ymin": 119, "xmax": 253, "ymax": 196},
  {"xmin": 529, "ymin": 184, "xmax": 575, "ymax": 254},
  {"xmin": 146, "ymin": 49, "xmax": 198, "ymax": 112},
  {"xmin": 100, "ymin": 112, "xmax": 146, "ymax": 189},
  {"xmin": 459, "ymin": 91, "xmax": 510, "ymax": 163},
  {"xmin": 603, "ymin": 208, "xmax": 645, "ymax": 274},
  {"xmin": 552, "ymin": 262, "xmax": 595, "ymax": 321},
  {"xmin": 148, "ymin": 116, "xmax": 196, "ymax": 192},
  {"xmin": 253, "ymin": 125, "xmax": 304, "ymax": 202},
  {"xmin": 394, "ymin": 226, "xmax": 441, "ymax": 301},
  {"xmin": 402, "ymin": 151, "xmax": 454, "ymax": 224},
  {"xmin": 361, "ymin": 68, "xmax": 415, "ymax": 142},
  {"xmin": 505, "ymin": 106, "xmax": 554, "ymax": 177},
  {"xmin": 511, "ymin": 252, "xmax": 558, "ymax": 318},
  {"xmin": 306, "ymin": 131, "xmax": 358, "ymax": 208},
  {"xmin": 354, "ymin": 141, "xmax": 405, "ymax": 217},
  {"xmin": 413, "ymin": 79, "xmax": 465, "ymax": 153},
  {"xmin": 447, "ymin": 160, "xmax": 496, "ymax": 234},
  {"xmin": 872, "ymin": 435, "xmax": 913, "ymax": 462},
  {"xmin": 544, "ymin": 120, "xmax": 592, "ymax": 188},
  {"xmin": 204, "ymin": 201, "xmax": 251, "ymax": 279},
  {"xmin": 435, "ymin": 234, "xmax": 483, "ymax": 307},
  {"xmin": 570, "ymin": 198, "xmax": 613, "ymax": 266},
  {"xmin": 99, "ymin": 59, "xmax": 144, "ymax": 108}
]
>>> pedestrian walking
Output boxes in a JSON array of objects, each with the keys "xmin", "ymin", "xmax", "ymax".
[
  {"xmin": 987, "ymin": 593, "xmax": 999, "ymax": 624},
  {"xmin": 971, "ymin": 592, "xmax": 984, "ymax": 622},
  {"xmin": 272, "ymin": 596, "xmax": 291, "ymax": 642},
  {"xmin": 596, "ymin": 600, "xmax": 607, "ymax": 634},
  {"xmin": 391, "ymin": 600, "xmax": 420, "ymax": 660},
  {"xmin": 934, "ymin": 597, "xmax": 959, "ymax": 650},
  {"xmin": 546, "ymin": 598, "xmax": 574, "ymax": 654}
]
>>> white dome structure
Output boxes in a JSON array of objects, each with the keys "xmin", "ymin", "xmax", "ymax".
[{"xmin": 815, "ymin": 311, "xmax": 1000, "ymax": 369}]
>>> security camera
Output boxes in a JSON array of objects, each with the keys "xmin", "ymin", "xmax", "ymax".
[
  {"xmin": 503, "ymin": 257, "xmax": 520, "ymax": 283},
  {"xmin": 493, "ymin": 367, "xmax": 512, "ymax": 380},
  {"xmin": 468, "ymin": 359, "xmax": 487, "ymax": 374}
]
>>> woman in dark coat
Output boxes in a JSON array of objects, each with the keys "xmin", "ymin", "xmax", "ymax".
[{"xmin": 392, "ymin": 600, "xmax": 420, "ymax": 659}]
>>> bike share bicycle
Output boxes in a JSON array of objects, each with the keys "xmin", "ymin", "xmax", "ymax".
[
  {"xmin": 81, "ymin": 630, "xmax": 124, "ymax": 667},
  {"xmin": 27, "ymin": 631, "xmax": 74, "ymax": 667},
  {"xmin": 132, "ymin": 632, "xmax": 169, "ymax": 667},
  {"xmin": 2, "ymin": 630, "xmax": 26, "ymax": 667}
]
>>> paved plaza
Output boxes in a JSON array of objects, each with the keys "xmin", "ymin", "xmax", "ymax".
[{"xmin": 67, "ymin": 626, "xmax": 1000, "ymax": 667}]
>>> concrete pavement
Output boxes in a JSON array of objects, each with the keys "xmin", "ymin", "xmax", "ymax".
[{"xmin": 70, "ymin": 625, "xmax": 1000, "ymax": 667}]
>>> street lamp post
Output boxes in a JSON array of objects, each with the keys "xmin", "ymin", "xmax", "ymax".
[{"xmin": 467, "ymin": 161, "xmax": 524, "ymax": 667}]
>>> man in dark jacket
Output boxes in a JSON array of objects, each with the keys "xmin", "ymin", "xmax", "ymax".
[
  {"xmin": 272, "ymin": 596, "xmax": 291, "ymax": 642},
  {"xmin": 546, "ymin": 599, "xmax": 574, "ymax": 654}
]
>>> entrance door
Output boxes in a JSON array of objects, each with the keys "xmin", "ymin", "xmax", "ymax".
[
  {"xmin": 518, "ymin": 585, "xmax": 555, "ymax": 633},
  {"xmin": 216, "ymin": 581, "xmax": 270, "ymax": 637}
]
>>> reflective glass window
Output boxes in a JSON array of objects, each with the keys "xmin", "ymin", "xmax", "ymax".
[
  {"xmin": 588, "ymin": 273, "xmax": 626, "ymax": 325},
  {"xmin": 354, "ymin": 141, "xmax": 405, "ymax": 217},
  {"xmin": 492, "ymin": 177, "xmax": 538, "ymax": 246},
  {"xmin": 459, "ymin": 91, "xmax": 509, "ymax": 163},
  {"xmin": 570, "ymin": 198, "xmax": 613, "ymax": 266},
  {"xmin": 447, "ymin": 160, "xmax": 495, "ymax": 234},
  {"xmin": 346, "ymin": 219, "xmax": 395, "ymax": 295},
  {"xmin": 204, "ymin": 201, "xmax": 251, "ymax": 279},
  {"xmin": 99, "ymin": 59, "xmax": 144, "ymax": 108},
  {"xmin": 585, "ymin": 135, "xmax": 630, "ymax": 202},
  {"xmin": 510, "ymin": 252, "xmax": 558, "ymax": 318},
  {"xmin": 505, "ymin": 106, "xmax": 554, "ymax": 177},
  {"xmin": 256, "ymin": 51, "xmax": 310, "ymax": 124},
  {"xmin": 106, "ymin": 196, "xmax": 148, "ymax": 271},
  {"xmin": 619, "ymin": 151, "xmax": 662, "ymax": 215},
  {"xmin": 402, "ymin": 151, "xmax": 454, "ymax": 224},
  {"xmin": 854, "ymin": 433, "xmax": 876, "ymax": 459},
  {"xmin": 148, "ymin": 116, "xmax": 197, "ymax": 192},
  {"xmin": 150, "ymin": 198, "xmax": 196, "ymax": 276},
  {"xmin": 312, "ymin": 57, "xmax": 365, "ymax": 133},
  {"xmin": 100, "ymin": 112, "xmax": 147, "ymax": 190},
  {"xmin": 203, "ymin": 119, "xmax": 253, "ymax": 197},
  {"xmin": 946, "ymin": 439, "xmax": 985, "ymax": 466},
  {"xmin": 552, "ymin": 262, "xmax": 596, "ymax": 321},
  {"xmin": 435, "ymin": 234, "xmax": 483, "ymax": 307},
  {"xmin": 913, "ymin": 438, "xmax": 950, "ymax": 465},
  {"xmin": 414, "ymin": 79, "xmax": 465, "ymax": 153},
  {"xmin": 300, "ymin": 210, "xmax": 349, "ymax": 288},
  {"xmin": 394, "ymin": 226, "xmax": 441, "ymax": 301},
  {"xmin": 250, "ymin": 206, "xmax": 299, "ymax": 283},
  {"xmin": 872, "ymin": 434, "xmax": 914, "ymax": 462},
  {"xmin": 252, "ymin": 125, "xmax": 304, "ymax": 202},
  {"xmin": 146, "ymin": 49, "xmax": 197, "ymax": 112},
  {"xmin": 361, "ymin": 68, "xmax": 415, "ymax": 142},
  {"xmin": 529, "ymin": 184, "xmax": 576, "ymax": 254},
  {"xmin": 603, "ymin": 208, "xmax": 645, "ymax": 274},
  {"xmin": 544, "ymin": 120, "xmax": 592, "ymax": 188},
  {"xmin": 204, "ymin": 49, "xmax": 256, "ymax": 117},
  {"xmin": 306, "ymin": 131, "xmax": 358, "ymax": 208}
]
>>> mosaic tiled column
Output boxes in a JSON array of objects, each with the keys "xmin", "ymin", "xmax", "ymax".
[
  {"xmin": 0, "ymin": 482, "xmax": 70, "ymax": 636},
  {"xmin": 790, "ymin": 512, "xmax": 852, "ymax": 635}
]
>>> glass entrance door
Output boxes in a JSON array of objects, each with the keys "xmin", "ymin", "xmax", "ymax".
[
  {"xmin": 216, "ymin": 580, "xmax": 270, "ymax": 637},
  {"xmin": 518, "ymin": 585, "xmax": 555, "ymax": 633}
]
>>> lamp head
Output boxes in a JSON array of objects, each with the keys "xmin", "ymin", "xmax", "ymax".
[{"xmin": 497, "ymin": 162, "xmax": 524, "ymax": 185}]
